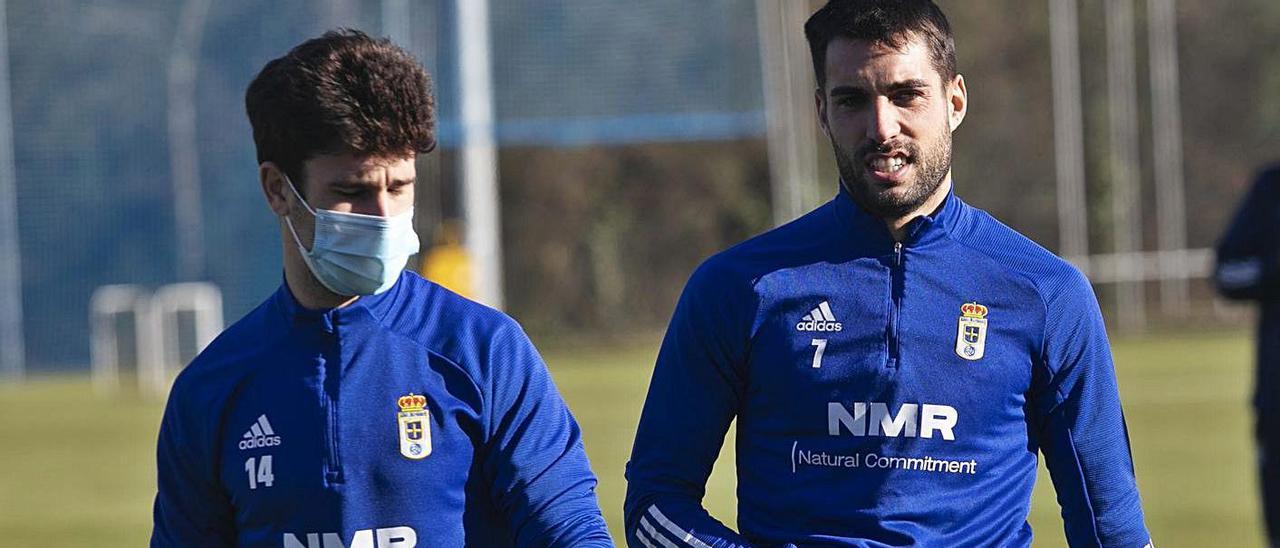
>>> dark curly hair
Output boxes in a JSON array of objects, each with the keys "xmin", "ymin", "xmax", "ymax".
[
  {"xmin": 804, "ymin": 0, "xmax": 956, "ymax": 90},
  {"xmin": 245, "ymin": 29, "xmax": 436, "ymax": 188}
]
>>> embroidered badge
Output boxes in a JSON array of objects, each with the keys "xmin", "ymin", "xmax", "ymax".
[
  {"xmin": 397, "ymin": 393, "xmax": 431, "ymax": 459},
  {"xmin": 955, "ymin": 302, "xmax": 988, "ymax": 361}
]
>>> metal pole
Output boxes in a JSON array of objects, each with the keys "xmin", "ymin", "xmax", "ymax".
[
  {"xmin": 1049, "ymin": 0, "xmax": 1088, "ymax": 262},
  {"xmin": 456, "ymin": 0, "xmax": 505, "ymax": 308},
  {"xmin": 0, "ymin": 0, "xmax": 23, "ymax": 383},
  {"xmin": 757, "ymin": 0, "xmax": 822, "ymax": 226},
  {"xmin": 1106, "ymin": 0, "xmax": 1145, "ymax": 329},
  {"xmin": 1148, "ymin": 0, "xmax": 1188, "ymax": 315},
  {"xmin": 383, "ymin": 0, "xmax": 446, "ymax": 251},
  {"xmin": 168, "ymin": 0, "xmax": 212, "ymax": 281}
]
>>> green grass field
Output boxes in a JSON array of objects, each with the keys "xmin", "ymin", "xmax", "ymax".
[{"xmin": 0, "ymin": 329, "xmax": 1264, "ymax": 546}]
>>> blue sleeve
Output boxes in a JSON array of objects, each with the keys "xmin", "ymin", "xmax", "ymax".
[
  {"xmin": 481, "ymin": 319, "xmax": 613, "ymax": 547},
  {"xmin": 1215, "ymin": 165, "xmax": 1280, "ymax": 301},
  {"xmin": 151, "ymin": 377, "xmax": 236, "ymax": 547},
  {"xmin": 1034, "ymin": 269, "xmax": 1152, "ymax": 548},
  {"xmin": 625, "ymin": 259, "xmax": 754, "ymax": 547}
]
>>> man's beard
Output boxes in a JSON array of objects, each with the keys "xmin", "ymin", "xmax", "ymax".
[{"xmin": 832, "ymin": 128, "xmax": 952, "ymax": 220}]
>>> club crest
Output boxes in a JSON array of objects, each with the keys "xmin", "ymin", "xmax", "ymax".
[
  {"xmin": 954, "ymin": 302, "xmax": 988, "ymax": 361},
  {"xmin": 397, "ymin": 393, "xmax": 432, "ymax": 460}
]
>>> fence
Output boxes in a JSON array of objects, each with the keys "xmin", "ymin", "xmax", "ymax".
[{"xmin": 0, "ymin": 0, "xmax": 1276, "ymax": 379}]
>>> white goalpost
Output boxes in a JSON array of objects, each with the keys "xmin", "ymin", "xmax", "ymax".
[{"xmin": 90, "ymin": 282, "xmax": 223, "ymax": 399}]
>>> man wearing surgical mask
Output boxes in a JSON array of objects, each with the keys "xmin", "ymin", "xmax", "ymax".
[{"xmin": 151, "ymin": 30, "xmax": 612, "ymax": 547}]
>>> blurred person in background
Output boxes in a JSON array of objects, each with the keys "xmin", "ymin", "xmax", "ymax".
[
  {"xmin": 624, "ymin": 0, "xmax": 1151, "ymax": 546},
  {"xmin": 420, "ymin": 220, "xmax": 474, "ymax": 299},
  {"xmin": 1215, "ymin": 162, "xmax": 1280, "ymax": 545},
  {"xmin": 151, "ymin": 30, "xmax": 611, "ymax": 547}
]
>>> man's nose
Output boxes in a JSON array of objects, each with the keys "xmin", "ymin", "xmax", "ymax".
[
  {"xmin": 353, "ymin": 192, "xmax": 394, "ymax": 217},
  {"xmin": 866, "ymin": 97, "xmax": 902, "ymax": 143},
  {"xmin": 372, "ymin": 192, "xmax": 396, "ymax": 217}
]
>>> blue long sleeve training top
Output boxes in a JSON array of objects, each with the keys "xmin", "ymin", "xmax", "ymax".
[
  {"xmin": 152, "ymin": 271, "xmax": 612, "ymax": 547},
  {"xmin": 625, "ymin": 188, "xmax": 1150, "ymax": 547}
]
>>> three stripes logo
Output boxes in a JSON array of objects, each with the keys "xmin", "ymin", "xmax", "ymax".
[
  {"xmin": 634, "ymin": 505, "xmax": 713, "ymax": 548},
  {"xmin": 238, "ymin": 414, "xmax": 282, "ymax": 450},
  {"xmin": 796, "ymin": 301, "xmax": 843, "ymax": 332}
]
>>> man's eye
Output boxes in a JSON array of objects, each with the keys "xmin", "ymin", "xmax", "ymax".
[
  {"xmin": 836, "ymin": 96, "xmax": 867, "ymax": 108},
  {"xmin": 893, "ymin": 91, "xmax": 923, "ymax": 105}
]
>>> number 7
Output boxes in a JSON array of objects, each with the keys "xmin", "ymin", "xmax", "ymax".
[{"xmin": 810, "ymin": 338, "xmax": 827, "ymax": 368}]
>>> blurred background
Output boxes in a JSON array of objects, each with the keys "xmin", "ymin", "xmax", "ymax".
[{"xmin": 0, "ymin": 0, "xmax": 1276, "ymax": 546}]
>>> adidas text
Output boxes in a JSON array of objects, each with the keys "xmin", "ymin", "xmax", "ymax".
[
  {"xmin": 796, "ymin": 320, "xmax": 843, "ymax": 332},
  {"xmin": 239, "ymin": 436, "xmax": 282, "ymax": 450}
]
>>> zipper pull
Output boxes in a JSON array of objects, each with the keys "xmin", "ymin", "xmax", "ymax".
[{"xmin": 894, "ymin": 242, "xmax": 904, "ymax": 265}]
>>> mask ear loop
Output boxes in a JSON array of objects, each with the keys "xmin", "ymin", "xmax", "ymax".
[
  {"xmin": 281, "ymin": 173, "xmax": 318, "ymax": 216},
  {"xmin": 281, "ymin": 173, "xmax": 317, "ymax": 253}
]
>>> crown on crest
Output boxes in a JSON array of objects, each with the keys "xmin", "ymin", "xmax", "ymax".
[
  {"xmin": 960, "ymin": 302, "xmax": 988, "ymax": 319},
  {"xmin": 398, "ymin": 394, "xmax": 427, "ymax": 412}
]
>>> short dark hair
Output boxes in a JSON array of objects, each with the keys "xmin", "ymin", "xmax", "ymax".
[
  {"xmin": 245, "ymin": 29, "xmax": 436, "ymax": 187},
  {"xmin": 804, "ymin": 0, "xmax": 956, "ymax": 90}
]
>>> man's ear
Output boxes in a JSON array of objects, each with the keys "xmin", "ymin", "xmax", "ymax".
[
  {"xmin": 815, "ymin": 87, "xmax": 831, "ymax": 138},
  {"xmin": 259, "ymin": 162, "xmax": 290, "ymax": 217},
  {"xmin": 948, "ymin": 74, "xmax": 968, "ymax": 132}
]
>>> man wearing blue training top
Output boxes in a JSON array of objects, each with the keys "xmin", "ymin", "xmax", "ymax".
[
  {"xmin": 625, "ymin": 1, "xmax": 1151, "ymax": 546},
  {"xmin": 151, "ymin": 30, "xmax": 612, "ymax": 547}
]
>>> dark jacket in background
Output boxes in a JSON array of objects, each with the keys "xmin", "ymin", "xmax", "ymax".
[{"xmin": 1215, "ymin": 163, "xmax": 1280, "ymax": 541}]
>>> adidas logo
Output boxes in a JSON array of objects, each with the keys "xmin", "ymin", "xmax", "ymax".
[
  {"xmin": 238, "ymin": 414, "xmax": 282, "ymax": 450},
  {"xmin": 796, "ymin": 301, "xmax": 843, "ymax": 332}
]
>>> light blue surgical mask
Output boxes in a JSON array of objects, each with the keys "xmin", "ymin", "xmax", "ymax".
[{"xmin": 282, "ymin": 175, "xmax": 420, "ymax": 296}]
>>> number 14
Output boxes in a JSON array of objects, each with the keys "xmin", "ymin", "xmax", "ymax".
[{"xmin": 245, "ymin": 455, "xmax": 274, "ymax": 489}]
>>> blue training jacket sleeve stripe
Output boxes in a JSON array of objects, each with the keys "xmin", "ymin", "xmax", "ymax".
[
  {"xmin": 648, "ymin": 505, "xmax": 715, "ymax": 548},
  {"xmin": 638, "ymin": 515, "xmax": 675, "ymax": 548},
  {"xmin": 624, "ymin": 256, "xmax": 756, "ymax": 547}
]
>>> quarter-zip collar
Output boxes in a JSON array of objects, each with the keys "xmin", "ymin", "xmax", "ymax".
[
  {"xmin": 270, "ymin": 272, "xmax": 411, "ymax": 487},
  {"xmin": 830, "ymin": 180, "xmax": 968, "ymax": 253},
  {"xmin": 272, "ymin": 271, "xmax": 406, "ymax": 333}
]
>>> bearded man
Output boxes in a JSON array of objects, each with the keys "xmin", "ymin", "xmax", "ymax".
[{"xmin": 624, "ymin": 1, "xmax": 1152, "ymax": 546}]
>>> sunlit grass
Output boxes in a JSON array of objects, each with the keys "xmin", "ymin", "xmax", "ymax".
[{"xmin": 0, "ymin": 330, "xmax": 1262, "ymax": 546}]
